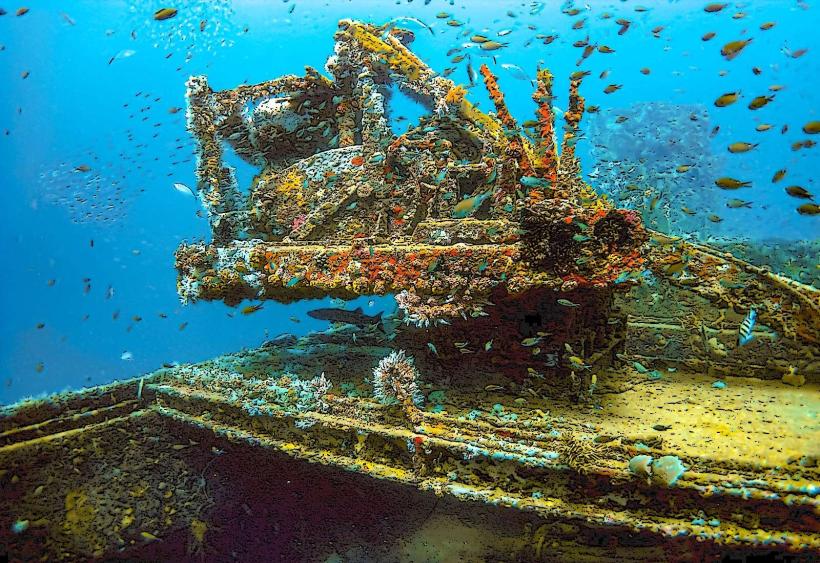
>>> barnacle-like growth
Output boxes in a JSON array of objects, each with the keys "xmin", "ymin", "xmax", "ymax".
[
  {"xmin": 292, "ymin": 372, "xmax": 333, "ymax": 413},
  {"xmin": 557, "ymin": 434, "xmax": 605, "ymax": 473},
  {"xmin": 371, "ymin": 350, "xmax": 423, "ymax": 406},
  {"xmin": 395, "ymin": 289, "xmax": 488, "ymax": 327},
  {"xmin": 520, "ymin": 201, "xmax": 583, "ymax": 273}
]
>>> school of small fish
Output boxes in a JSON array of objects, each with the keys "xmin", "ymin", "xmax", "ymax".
[{"xmin": 1, "ymin": 1, "xmax": 817, "ymax": 388}]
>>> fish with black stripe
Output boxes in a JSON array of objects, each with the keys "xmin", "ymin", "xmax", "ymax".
[{"xmin": 738, "ymin": 308, "xmax": 757, "ymax": 346}]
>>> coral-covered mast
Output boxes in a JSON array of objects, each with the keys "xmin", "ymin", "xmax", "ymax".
[
  {"xmin": 532, "ymin": 67, "xmax": 558, "ymax": 184},
  {"xmin": 479, "ymin": 64, "xmax": 534, "ymax": 178},
  {"xmin": 559, "ymin": 75, "xmax": 586, "ymax": 177}
]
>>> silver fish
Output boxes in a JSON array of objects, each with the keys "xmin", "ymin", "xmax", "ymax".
[
  {"xmin": 173, "ymin": 182, "xmax": 196, "ymax": 197},
  {"xmin": 501, "ymin": 63, "xmax": 528, "ymax": 81}
]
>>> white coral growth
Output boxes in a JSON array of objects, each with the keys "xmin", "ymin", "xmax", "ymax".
[
  {"xmin": 293, "ymin": 372, "xmax": 332, "ymax": 413},
  {"xmin": 178, "ymin": 275, "xmax": 201, "ymax": 305},
  {"xmin": 395, "ymin": 290, "xmax": 489, "ymax": 328},
  {"xmin": 372, "ymin": 350, "xmax": 423, "ymax": 406}
]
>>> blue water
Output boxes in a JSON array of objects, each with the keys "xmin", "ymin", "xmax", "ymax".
[{"xmin": 1, "ymin": 0, "xmax": 817, "ymax": 404}]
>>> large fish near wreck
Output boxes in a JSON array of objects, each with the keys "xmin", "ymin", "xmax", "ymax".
[{"xmin": 307, "ymin": 307, "xmax": 384, "ymax": 331}]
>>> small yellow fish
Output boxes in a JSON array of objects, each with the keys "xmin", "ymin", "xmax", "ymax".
[
  {"xmin": 153, "ymin": 8, "xmax": 178, "ymax": 21},
  {"xmin": 676, "ymin": 164, "xmax": 692, "ymax": 173},
  {"xmin": 769, "ymin": 84, "xmax": 785, "ymax": 91},
  {"xmin": 721, "ymin": 38, "xmax": 752, "ymax": 60},
  {"xmin": 755, "ymin": 123, "xmax": 773, "ymax": 132},
  {"xmin": 568, "ymin": 356, "xmax": 589, "ymax": 370},
  {"xmin": 708, "ymin": 214, "xmax": 723, "ymax": 223},
  {"xmin": 241, "ymin": 304, "xmax": 264, "ymax": 315},
  {"xmin": 803, "ymin": 121, "xmax": 820, "ymax": 134},
  {"xmin": 702, "ymin": 32, "xmax": 716, "ymax": 41},
  {"xmin": 760, "ymin": 22, "xmax": 776, "ymax": 30},
  {"xmin": 785, "ymin": 185, "xmax": 814, "ymax": 199},
  {"xmin": 452, "ymin": 191, "xmax": 492, "ymax": 218},
  {"xmin": 714, "ymin": 91, "xmax": 740, "ymax": 107},
  {"xmin": 748, "ymin": 95, "xmax": 774, "ymax": 110},
  {"xmin": 704, "ymin": 3, "xmax": 728, "ymax": 12},
  {"xmin": 598, "ymin": 45, "xmax": 615, "ymax": 54},
  {"xmin": 666, "ymin": 261, "xmax": 686, "ymax": 275},
  {"xmin": 727, "ymin": 142, "xmax": 758, "ymax": 153},
  {"xmin": 480, "ymin": 41, "xmax": 507, "ymax": 51},
  {"xmin": 470, "ymin": 34, "xmax": 489, "ymax": 43},
  {"xmin": 715, "ymin": 177, "xmax": 751, "ymax": 189},
  {"xmin": 772, "ymin": 169, "xmax": 786, "ymax": 183},
  {"xmin": 603, "ymin": 84, "xmax": 622, "ymax": 94},
  {"xmin": 521, "ymin": 336, "xmax": 542, "ymax": 347},
  {"xmin": 726, "ymin": 199, "xmax": 752, "ymax": 208},
  {"xmin": 796, "ymin": 203, "xmax": 820, "ymax": 215},
  {"xmin": 681, "ymin": 206, "xmax": 697, "ymax": 215}
]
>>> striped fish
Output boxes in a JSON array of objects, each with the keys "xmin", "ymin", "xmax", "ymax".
[{"xmin": 738, "ymin": 308, "xmax": 757, "ymax": 346}]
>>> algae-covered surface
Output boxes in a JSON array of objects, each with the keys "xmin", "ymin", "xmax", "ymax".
[{"xmin": 1, "ymin": 327, "xmax": 818, "ymax": 561}]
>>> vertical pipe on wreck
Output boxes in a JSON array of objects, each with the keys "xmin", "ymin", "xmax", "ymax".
[
  {"xmin": 532, "ymin": 68, "xmax": 558, "ymax": 185},
  {"xmin": 557, "ymin": 76, "xmax": 586, "ymax": 182},
  {"xmin": 479, "ymin": 64, "xmax": 533, "ymax": 182}
]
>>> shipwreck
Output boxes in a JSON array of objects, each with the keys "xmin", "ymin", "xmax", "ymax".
[{"xmin": 1, "ymin": 20, "xmax": 818, "ymax": 561}]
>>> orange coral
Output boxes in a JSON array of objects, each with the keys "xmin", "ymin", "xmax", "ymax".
[
  {"xmin": 479, "ymin": 64, "xmax": 534, "ymax": 178},
  {"xmin": 532, "ymin": 68, "xmax": 558, "ymax": 183},
  {"xmin": 561, "ymin": 77, "xmax": 586, "ymax": 162},
  {"xmin": 479, "ymin": 64, "xmax": 516, "ymax": 130},
  {"xmin": 444, "ymin": 85, "xmax": 467, "ymax": 106}
]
